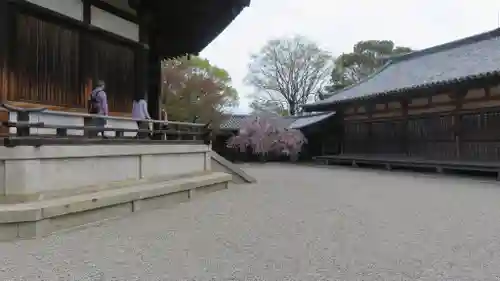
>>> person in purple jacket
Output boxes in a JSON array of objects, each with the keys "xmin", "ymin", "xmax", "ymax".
[{"xmin": 88, "ymin": 80, "xmax": 109, "ymax": 137}]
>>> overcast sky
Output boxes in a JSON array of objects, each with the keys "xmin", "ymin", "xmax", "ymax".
[{"xmin": 200, "ymin": 0, "xmax": 500, "ymax": 114}]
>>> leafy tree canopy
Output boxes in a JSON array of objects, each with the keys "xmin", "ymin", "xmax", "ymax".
[
  {"xmin": 326, "ymin": 40, "xmax": 413, "ymax": 93},
  {"xmin": 249, "ymin": 95, "xmax": 290, "ymax": 117},
  {"xmin": 161, "ymin": 56, "xmax": 238, "ymax": 128}
]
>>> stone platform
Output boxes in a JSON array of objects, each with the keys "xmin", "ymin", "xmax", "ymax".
[{"xmin": 0, "ymin": 143, "xmax": 232, "ymax": 240}]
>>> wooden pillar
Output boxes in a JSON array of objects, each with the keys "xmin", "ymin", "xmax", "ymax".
[
  {"xmin": 451, "ymin": 90, "xmax": 466, "ymax": 159},
  {"xmin": 136, "ymin": 6, "xmax": 149, "ymax": 101},
  {"xmin": 146, "ymin": 34, "xmax": 162, "ymax": 140},
  {"xmin": 146, "ymin": 43, "xmax": 161, "ymax": 121},
  {"xmin": 80, "ymin": 0, "xmax": 94, "ymax": 134},
  {"xmin": 0, "ymin": 1, "xmax": 16, "ymax": 135},
  {"xmin": 0, "ymin": 1, "xmax": 10, "ymax": 135},
  {"xmin": 135, "ymin": 46, "xmax": 148, "ymax": 101},
  {"xmin": 338, "ymin": 110, "xmax": 345, "ymax": 155},
  {"xmin": 401, "ymin": 100, "xmax": 409, "ymax": 156},
  {"xmin": 366, "ymin": 104, "xmax": 374, "ymax": 154},
  {"xmin": 81, "ymin": 0, "xmax": 91, "ymax": 108},
  {"xmin": 2, "ymin": 1, "xmax": 17, "ymax": 103},
  {"xmin": 0, "ymin": 0, "xmax": 11, "ymax": 103},
  {"xmin": 137, "ymin": 5, "xmax": 160, "ymax": 122}
]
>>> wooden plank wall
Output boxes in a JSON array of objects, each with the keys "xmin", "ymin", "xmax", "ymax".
[
  {"xmin": 13, "ymin": 14, "xmax": 81, "ymax": 107},
  {"xmin": 87, "ymin": 34, "xmax": 135, "ymax": 113},
  {"xmin": 341, "ymin": 83, "xmax": 500, "ymax": 162},
  {"xmin": 1, "ymin": 4, "xmax": 138, "ymax": 116}
]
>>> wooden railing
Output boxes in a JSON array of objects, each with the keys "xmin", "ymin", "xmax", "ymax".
[{"xmin": 0, "ymin": 104, "xmax": 212, "ymax": 147}]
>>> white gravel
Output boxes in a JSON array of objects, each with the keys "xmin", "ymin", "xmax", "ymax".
[{"xmin": 1, "ymin": 164, "xmax": 500, "ymax": 280}]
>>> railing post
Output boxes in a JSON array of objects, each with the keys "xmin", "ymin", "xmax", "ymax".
[
  {"xmin": 56, "ymin": 128, "xmax": 67, "ymax": 137},
  {"xmin": 175, "ymin": 124, "xmax": 181, "ymax": 141},
  {"xmin": 84, "ymin": 116, "xmax": 97, "ymax": 137},
  {"xmin": 158, "ymin": 121, "xmax": 167, "ymax": 140},
  {"xmin": 115, "ymin": 129, "xmax": 124, "ymax": 138},
  {"xmin": 16, "ymin": 111, "xmax": 30, "ymax": 137},
  {"xmin": 202, "ymin": 123, "xmax": 212, "ymax": 145},
  {"xmin": 192, "ymin": 127, "xmax": 197, "ymax": 141}
]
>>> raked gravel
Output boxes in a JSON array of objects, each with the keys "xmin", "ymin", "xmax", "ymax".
[{"xmin": 1, "ymin": 164, "xmax": 500, "ymax": 280}]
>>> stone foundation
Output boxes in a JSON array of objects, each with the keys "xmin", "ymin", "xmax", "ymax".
[
  {"xmin": 0, "ymin": 144, "xmax": 212, "ymax": 202},
  {"xmin": 0, "ymin": 142, "xmax": 232, "ymax": 240}
]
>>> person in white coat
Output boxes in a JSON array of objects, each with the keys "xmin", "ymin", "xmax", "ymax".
[{"xmin": 131, "ymin": 96, "xmax": 151, "ymax": 139}]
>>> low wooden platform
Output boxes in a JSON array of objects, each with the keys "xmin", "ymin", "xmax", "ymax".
[{"xmin": 314, "ymin": 154, "xmax": 500, "ymax": 179}]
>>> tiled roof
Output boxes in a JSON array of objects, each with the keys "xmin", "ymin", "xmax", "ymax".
[
  {"xmin": 289, "ymin": 112, "xmax": 336, "ymax": 129},
  {"xmin": 220, "ymin": 114, "xmax": 248, "ymax": 130},
  {"xmin": 304, "ymin": 28, "xmax": 500, "ymax": 110},
  {"xmin": 219, "ymin": 112, "xmax": 335, "ymax": 131}
]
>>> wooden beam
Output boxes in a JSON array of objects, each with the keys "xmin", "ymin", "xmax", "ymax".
[
  {"xmin": 8, "ymin": 0, "xmax": 141, "ymax": 48},
  {"xmin": 87, "ymin": 0, "xmax": 138, "ymax": 23},
  {"xmin": 83, "ymin": 0, "xmax": 91, "ymax": 24}
]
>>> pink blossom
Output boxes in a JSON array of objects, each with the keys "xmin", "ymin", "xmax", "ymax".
[{"xmin": 226, "ymin": 115, "xmax": 307, "ymax": 160}]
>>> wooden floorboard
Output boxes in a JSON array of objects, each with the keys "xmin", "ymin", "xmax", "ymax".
[{"xmin": 314, "ymin": 154, "xmax": 500, "ymax": 174}]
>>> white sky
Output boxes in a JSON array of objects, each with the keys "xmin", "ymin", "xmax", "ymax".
[{"xmin": 200, "ymin": 0, "xmax": 500, "ymax": 114}]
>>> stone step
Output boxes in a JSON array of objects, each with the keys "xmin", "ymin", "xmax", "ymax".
[
  {"xmin": 211, "ymin": 151, "xmax": 256, "ymax": 184},
  {"xmin": 0, "ymin": 172, "xmax": 232, "ymax": 240}
]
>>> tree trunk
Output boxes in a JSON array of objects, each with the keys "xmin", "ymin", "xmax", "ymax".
[{"xmin": 289, "ymin": 102, "xmax": 296, "ymax": 116}]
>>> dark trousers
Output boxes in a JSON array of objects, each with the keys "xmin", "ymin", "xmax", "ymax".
[
  {"xmin": 90, "ymin": 117, "xmax": 106, "ymax": 137},
  {"xmin": 136, "ymin": 121, "xmax": 150, "ymax": 139}
]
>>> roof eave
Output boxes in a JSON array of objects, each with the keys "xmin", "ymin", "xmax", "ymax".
[
  {"xmin": 304, "ymin": 72, "xmax": 500, "ymax": 112},
  {"xmin": 151, "ymin": 0, "xmax": 249, "ymax": 58}
]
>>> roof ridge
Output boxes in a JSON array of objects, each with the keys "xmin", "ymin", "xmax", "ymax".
[
  {"xmin": 303, "ymin": 60, "xmax": 394, "ymax": 107},
  {"xmin": 391, "ymin": 27, "xmax": 500, "ymax": 63}
]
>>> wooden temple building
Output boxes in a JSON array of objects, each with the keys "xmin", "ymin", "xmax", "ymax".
[
  {"xmin": 0, "ymin": 0, "xmax": 254, "ymax": 241},
  {"xmin": 0, "ymin": 0, "xmax": 249, "ymax": 120},
  {"xmin": 303, "ymin": 28, "xmax": 500, "ymax": 173}
]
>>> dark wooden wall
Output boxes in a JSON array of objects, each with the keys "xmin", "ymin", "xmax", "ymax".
[
  {"xmin": 340, "ymin": 82, "xmax": 500, "ymax": 162},
  {"xmin": 0, "ymin": 1, "xmax": 142, "ymax": 115}
]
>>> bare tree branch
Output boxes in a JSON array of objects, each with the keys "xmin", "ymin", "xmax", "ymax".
[{"xmin": 246, "ymin": 36, "xmax": 333, "ymax": 116}]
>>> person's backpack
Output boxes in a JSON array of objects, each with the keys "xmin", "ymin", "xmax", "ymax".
[{"xmin": 88, "ymin": 91, "xmax": 101, "ymax": 114}]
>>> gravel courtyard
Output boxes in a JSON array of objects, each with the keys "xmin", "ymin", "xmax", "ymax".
[{"xmin": 1, "ymin": 164, "xmax": 500, "ymax": 280}]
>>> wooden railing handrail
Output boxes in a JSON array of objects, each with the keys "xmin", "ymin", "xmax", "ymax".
[
  {"xmin": 3, "ymin": 121, "xmax": 205, "ymax": 135},
  {"xmin": 0, "ymin": 103, "xmax": 212, "ymax": 147},
  {"xmin": 0, "ymin": 103, "xmax": 206, "ymax": 127}
]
